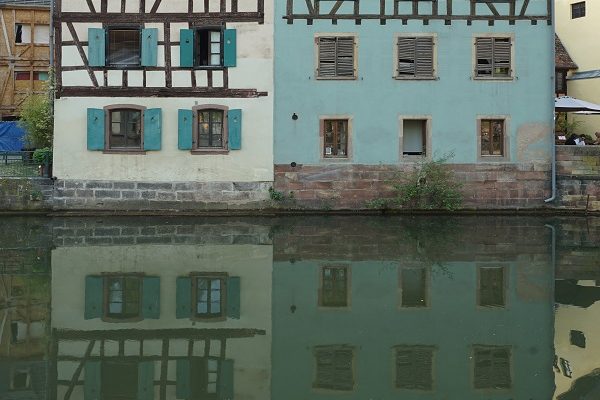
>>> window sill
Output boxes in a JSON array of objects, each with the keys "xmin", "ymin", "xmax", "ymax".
[
  {"xmin": 104, "ymin": 65, "xmax": 143, "ymax": 70},
  {"xmin": 101, "ymin": 316, "xmax": 144, "ymax": 323},
  {"xmin": 192, "ymin": 66, "xmax": 225, "ymax": 70},
  {"xmin": 473, "ymin": 76, "xmax": 514, "ymax": 81},
  {"xmin": 191, "ymin": 316, "xmax": 227, "ymax": 322},
  {"xmin": 478, "ymin": 155, "xmax": 509, "ymax": 162},
  {"xmin": 103, "ymin": 150, "xmax": 147, "ymax": 155},
  {"xmin": 321, "ymin": 156, "xmax": 351, "ymax": 163},
  {"xmin": 315, "ymin": 76, "xmax": 358, "ymax": 81},
  {"xmin": 191, "ymin": 149, "xmax": 229, "ymax": 155},
  {"xmin": 394, "ymin": 76, "xmax": 437, "ymax": 81}
]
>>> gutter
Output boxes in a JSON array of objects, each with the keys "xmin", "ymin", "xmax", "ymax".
[{"xmin": 545, "ymin": 1, "xmax": 557, "ymax": 204}]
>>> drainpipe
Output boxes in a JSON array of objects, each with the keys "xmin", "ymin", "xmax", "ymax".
[
  {"xmin": 49, "ymin": 0, "xmax": 54, "ymax": 105},
  {"xmin": 545, "ymin": 3, "xmax": 557, "ymax": 203}
]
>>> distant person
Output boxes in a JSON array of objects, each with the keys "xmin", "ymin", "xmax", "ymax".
[
  {"xmin": 593, "ymin": 132, "xmax": 600, "ymax": 145},
  {"xmin": 576, "ymin": 135, "xmax": 586, "ymax": 146},
  {"xmin": 565, "ymin": 134, "xmax": 577, "ymax": 145}
]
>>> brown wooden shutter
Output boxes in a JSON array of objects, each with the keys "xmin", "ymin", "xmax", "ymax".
[
  {"xmin": 415, "ymin": 37, "xmax": 434, "ymax": 77},
  {"xmin": 318, "ymin": 37, "xmax": 337, "ymax": 78},
  {"xmin": 336, "ymin": 37, "xmax": 355, "ymax": 77},
  {"xmin": 493, "ymin": 38, "xmax": 511, "ymax": 76},
  {"xmin": 475, "ymin": 37, "xmax": 493, "ymax": 76},
  {"xmin": 397, "ymin": 37, "xmax": 416, "ymax": 76},
  {"xmin": 318, "ymin": 37, "xmax": 355, "ymax": 78}
]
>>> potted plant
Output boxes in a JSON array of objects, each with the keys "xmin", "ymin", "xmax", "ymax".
[{"xmin": 33, "ymin": 147, "xmax": 52, "ymax": 177}]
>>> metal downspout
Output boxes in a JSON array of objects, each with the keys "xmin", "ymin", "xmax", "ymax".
[{"xmin": 545, "ymin": 2, "xmax": 556, "ymax": 203}]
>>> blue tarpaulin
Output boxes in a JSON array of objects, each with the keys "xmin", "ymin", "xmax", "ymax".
[{"xmin": 0, "ymin": 121, "xmax": 26, "ymax": 151}]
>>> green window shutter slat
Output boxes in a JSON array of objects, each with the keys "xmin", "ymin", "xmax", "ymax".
[
  {"xmin": 178, "ymin": 109, "xmax": 193, "ymax": 150},
  {"xmin": 227, "ymin": 109, "xmax": 242, "ymax": 150},
  {"xmin": 226, "ymin": 277, "xmax": 240, "ymax": 319},
  {"xmin": 176, "ymin": 277, "xmax": 192, "ymax": 319},
  {"xmin": 88, "ymin": 28, "xmax": 105, "ymax": 67},
  {"xmin": 176, "ymin": 359, "xmax": 191, "ymax": 399},
  {"xmin": 84, "ymin": 276, "xmax": 103, "ymax": 320},
  {"xmin": 179, "ymin": 29, "xmax": 194, "ymax": 67},
  {"xmin": 144, "ymin": 108, "xmax": 162, "ymax": 151},
  {"xmin": 84, "ymin": 361, "xmax": 101, "ymax": 400},
  {"xmin": 142, "ymin": 276, "xmax": 160, "ymax": 319},
  {"xmin": 223, "ymin": 29, "xmax": 237, "ymax": 67},
  {"xmin": 87, "ymin": 108, "xmax": 105, "ymax": 151},
  {"xmin": 141, "ymin": 28, "xmax": 158, "ymax": 67},
  {"xmin": 137, "ymin": 361, "xmax": 155, "ymax": 400},
  {"xmin": 217, "ymin": 359, "xmax": 234, "ymax": 400}
]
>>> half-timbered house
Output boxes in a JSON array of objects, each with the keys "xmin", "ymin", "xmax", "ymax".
[
  {"xmin": 273, "ymin": 0, "xmax": 555, "ymax": 209},
  {"xmin": 52, "ymin": 0, "xmax": 272, "ymax": 210}
]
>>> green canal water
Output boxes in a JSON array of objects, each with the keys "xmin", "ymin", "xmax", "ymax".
[{"xmin": 0, "ymin": 215, "xmax": 599, "ymax": 400}]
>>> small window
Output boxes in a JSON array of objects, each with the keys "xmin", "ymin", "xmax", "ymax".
[
  {"xmin": 197, "ymin": 109, "xmax": 225, "ymax": 149},
  {"xmin": 105, "ymin": 276, "xmax": 141, "ymax": 320},
  {"xmin": 33, "ymin": 25, "xmax": 50, "ymax": 44},
  {"xmin": 196, "ymin": 29, "xmax": 223, "ymax": 67},
  {"xmin": 473, "ymin": 346, "xmax": 511, "ymax": 389},
  {"xmin": 15, "ymin": 71, "xmax": 29, "ymax": 80},
  {"xmin": 102, "ymin": 360, "xmax": 138, "ymax": 398},
  {"xmin": 323, "ymin": 119, "xmax": 349, "ymax": 158},
  {"xmin": 107, "ymin": 28, "xmax": 141, "ymax": 66},
  {"xmin": 571, "ymin": 1, "xmax": 586, "ymax": 18},
  {"xmin": 108, "ymin": 108, "xmax": 143, "ymax": 150},
  {"xmin": 11, "ymin": 369, "xmax": 31, "ymax": 390},
  {"xmin": 319, "ymin": 266, "xmax": 349, "ymax": 307},
  {"xmin": 395, "ymin": 346, "xmax": 434, "ymax": 390},
  {"xmin": 475, "ymin": 37, "xmax": 512, "ymax": 78},
  {"xmin": 555, "ymin": 70, "xmax": 567, "ymax": 94},
  {"xmin": 316, "ymin": 36, "xmax": 356, "ymax": 79},
  {"xmin": 34, "ymin": 71, "xmax": 49, "ymax": 81},
  {"xmin": 402, "ymin": 119, "xmax": 427, "ymax": 156},
  {"xmin": 396, "ymin": 36, "xmax": 434, "ymax": 79},
  {"xmin": 314, "ymin": 346, "xmax": 355, "ymax": 391},
  {"xmin": 191, "ymin": 357, "xmax": 221, "ymax": 396},
  {"xmin": 480, "ymin": 119, "xmax": 505, "ymax": 157},
  {"xmin": 478, "ymin": 267, "xmax": 505, "ymax": 307},
  {"xmin": 400, "ymin": 266, "xmax": 428, "ymax": 307},
  {"xmin": 15, "ymin": 24, "xmax": 31, "ymax": 44},
  {"xmin": 193, "ymin": 275, "xmax": 226, "ymax": 319}
]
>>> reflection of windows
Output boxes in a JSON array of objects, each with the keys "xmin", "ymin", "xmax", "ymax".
[
  {"xmin": 323, "ymin": 119, "xmax": 349, "ymax": 158},
  {"xmin": 314, "ymin": 346, "xmax": 355, "ymax": 391},
  {"xmin": 85, "ymin": 360, "xmax": 155, "ymax": 398},
  {"xmin": 475, "ymin": 37, "xmax": 512, "ymax": 79},
  {"xmin": 108, "ymin": 108, "xmax": 143, "ymax": 150},
  {"xmin": 107, "ymin": 28, "xmax": 141, "ymax": 66},
  {"xmin": 395, "ymin": 346, "xmax": 434, "ymax": 390},
  {"xmin": 194, "ymin": 275, "xmax": 226, "ymax": 319},
  {"xmin": 319, "ymin": 266, "xmax": 349, "ymax": 307},
  {"xmin": 480, "ymin": 119, "xmax": 505, "ymax": 157},
  {"xmin": 191, "ymin": 358, "xmax": 220, "ymax": 398},
  {"xmin": 478, "ymin": 266, "xmax": 506, "ymax": 308},
  {"xmin": 400, "ymin": 266, "xmax": 428, "ymax": 308},
  {"xmin": 473, "ymin": 346, "xmax": 511, "ymax": 389},
  {"xmin": 570, "ymin": 330, "xmax": 586, "ymax": 348},
  {"xmin": 102, "ymin": 360, "xmax": 138, "ymax": 398},
  {"xmin": 176, "ymin": 357, "xmax": 234, "ymax": 399},
  {"xmin": 10, "ymin": 369, "xmax": 31, "ymax": 390},
  {"xmin": 105, "ymin": 276, "xmax": 141, "ymax": 319},
  {"xmin": 559, "ymin": 357, "xmax": 572, "ymax": 378}
]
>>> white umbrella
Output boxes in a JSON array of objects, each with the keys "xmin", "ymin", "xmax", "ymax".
[{"xmin": 555, "ymin": 96, "xmax": 600, "ymax": 112}]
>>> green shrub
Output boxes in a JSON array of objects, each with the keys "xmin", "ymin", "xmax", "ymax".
[
  {"xmin": 19, "ymin": 94, "xmax": 53, "ymax": 148},
  {"xmin": 33, "ymin": 147, "xmax": 52, "ymax": 164}
]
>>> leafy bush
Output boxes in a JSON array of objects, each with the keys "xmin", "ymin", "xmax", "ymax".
[
  {"xmin": 33, "ymin": 147, "xmax": 52, "ymax": 164},
  {"xmin": 19, "ymin": 94, "xmax": 53, "ymax": 148}
]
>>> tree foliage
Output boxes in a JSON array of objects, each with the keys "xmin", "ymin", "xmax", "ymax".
[{"xmin": 19, "ymin": 94, "xmax": 53, "ymax": 148}]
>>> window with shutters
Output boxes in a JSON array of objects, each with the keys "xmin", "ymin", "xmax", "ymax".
[
  {"xmin": 571, "ymin": 2, "xmax": 585, "ymax": 19},
  {"xmin": 10, "ymin": 368, "xmax": 31, "ymax": 390},
  {"xmin": 314, "ymin": 346, "xmax": 355, "ymax": 391},
  {"xmin": 104, "ymin": 276, "xmax": 142, "ymax": 321},
  {"xmin": 190, "ymin": 105, "xmax": 229, "ymax": 153},
  {"xmin": 193, "ymin": 273, "xmax": 227, "ymax": 320},
  {"xmin": 474, "ymin": 36, "xmax": 513, "ymax": 79},
  {"xmin": 473, "ymin": 346, "xmax": 512, "ymax": 389},
  {"xmin": 395, "ymin": 35, "xmax": 435, "ymax": 79},
  {"xmin": 321, "ymin": 118, "xmax": 351, "ymax": 159},
  {"xmin": 316, "ymin": 35, "xmax": 357, "ymax": 79},
  {"xmin": 478, "ymin": 118, "xmax": 507, "ymax": 158},
  {"xmin": 399, "ymin": 266, "xmax": 429, "ymax": 308},
  {"xmin": 319, "ymin": 266, "xmax": 350, "ymax": 308},
  {"xmin": 195, "ymin": 28, "xmax": 223, "ymax": 67},
  {"xmin": 102, "ymin": 360, "xmax": 139, "ymax": 398},
  {"xmin": 107, "ymin": 27, "xmax": 141, "ymax": 67},
  {"xmin": 478, "ymin": 266, "xmax": 506, "ymax": 308},
  {"xmin": 395, "ymin": 346, "xmax": 435, "ymax": 390},
  {"xmin": 107, "ymin": 107, "xmax": 144, "ymax": 150},
  {"xmin": 190, "ymin": 357, "xmax": 221, "ymax": 398},
  {"xmin": 400, "ymin": 118, "xmax": 430, "ymax": 158}
]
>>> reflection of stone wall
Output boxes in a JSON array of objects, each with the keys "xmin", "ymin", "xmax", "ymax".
[
  {"xmin": 556, "ymin": 146, "xmax": 600, "ymax": 211},
  {"xmin": 0, "ymin": 178, "xmax": 53, "ymax": 211},
  {"xmin": 555, "ymin": 216, "xmax": 600, "ymax": 280}
]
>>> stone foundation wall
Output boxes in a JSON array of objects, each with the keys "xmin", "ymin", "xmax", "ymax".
[
  {"xmin": 0, "ymin": 178, "xmax": 54, "ymax": 211},
  {"xmin": 556, "ymin": 146, "xmax": 600, "ymax": 211},
  {"xmin": 52, "ymin": 180, "xmax": 272, "ymax": 211},
  {"xmin": 273, "ymin": 163, "xmax": 551, "ymax": 210}
]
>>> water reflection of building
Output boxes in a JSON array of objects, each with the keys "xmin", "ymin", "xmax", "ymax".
[
  {"xmin": 50, "ymin": 218, "xmax": 272, "ymax": 400},
  {"xmin": 271, "ymin": 216, "xmax": 555, "ymax": 399}
]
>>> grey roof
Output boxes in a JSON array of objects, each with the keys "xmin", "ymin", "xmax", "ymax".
[{"xmin": 0, "ymin": 0, "xmax": 51, "ymax": 7}]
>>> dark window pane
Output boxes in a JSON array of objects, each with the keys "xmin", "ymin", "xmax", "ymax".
[
  {"xmin": 572, "ymin": 2, "xmax": 586, "ymax": 18},
  {"xmin": 197, "ymin": 109, "xmax": 225, "ymax": 149},
  {"xmin": 401, "ymin": 267, "xmax": 428, "ymax": 307},
  {"xmin": 323, "ymin": 119, "xmax": 348, "ymax": 158},
  {"xmin": 321, "ymin": 267, "xmax": 348, "ymax": 307},
  {"xmin": 479, "ymin": 267, "xmax": 505, "ymax": 307},
  {"xmin": 109, "ymin": 109, "xmax": 142, "ymax": 149},
  {"xmin": 481, "ymin": 120, "xmax": 503, "ymax": 156},
  {"xmin": 191, "ymin": 358, "xmax": 220, "ymax": 398},
  {"xmin": 196, "ymin": 29, "xmax": 222, "ymax": 67},
  {"xmin": 108, "ymin": 29, "xmax": 141, "ymax": 66},
  {"xmin": 105, "ymin": 276, "xmax": 140, "ymax": 319},
  {"xmin": 196, "ymin": 277, "xmax": 223, "ymax": 318},
  {"xmin": 102, "ymin": 360, "xmax": 138, "ymax": 399}
]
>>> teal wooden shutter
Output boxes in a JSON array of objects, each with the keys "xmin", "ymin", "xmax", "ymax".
[
  {"xmin": 217, "ymin": 359, "xmax": 234, "ymax": 400},
  {"xmin": 88, "ymin": 28, "xmax": 105, "ymax": 67},
  {"xmin": 85, "ymin": 276, "xmax": 103, "ymax": 320},
  {"xmin": 223, "ymin": 29, "xmax": 236, "ymax": 67},
  {"xmin": 228, "ymin": 109, "xmax": 242, "ymax": 150},
  {"xmin": 142, "ymin": 276, "xmax": 160, "ymax": 319},
  {"xmin": 178, "ymin": 109, "xmax": 193, "ymax": 150},
  {"xmin": 144, "ymin": 108, "xmax": 162, "ymax": 151},
  {"xmin": 180, "ymin": 29, "xmax": 194, "ymax": 67},
  {"xmin": 176, "ymin": 359, "xmax": 191, "ymax": 399},
  {"xmin": 226, "ymin": 277, "xmax": 240, "ymax": 319},
  {"xmin": 137, "ymin": 361, "xmax": 155, "ymax": 400},
  {"xmin": 84, "ymin": 361, "xmax": 101, "ymax": 400},
  {"xmin": 141, "ymin": 28, "xmax": 158, "ymax": 67},
  {"xmin": 176, "ymin": 277, "xmax": 191, "ymax": 319},
  {"xmin": 87, "ymin": 108, "xmax": 105, "ymax": 151}
]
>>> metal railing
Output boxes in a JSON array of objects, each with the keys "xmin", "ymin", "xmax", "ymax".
[{"xmin": 0, "ymin": 151, "xmax": 51, "ymax": 178}]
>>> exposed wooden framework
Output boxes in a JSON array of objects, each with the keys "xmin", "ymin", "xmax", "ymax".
[
  {"xmin": 285, "ymin": 0, "xmax": 551, "ymax": 26},
  {"xmin": 53, "ymin": 0, "xmax": 267, "ymax": 98}
]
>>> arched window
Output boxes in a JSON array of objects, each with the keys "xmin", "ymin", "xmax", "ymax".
[
  {"xmin": 193, "ymin": 105, "xmax": 228, "ymax": 151},
  {"xmin": 104, "ymin": 105, "xmax": 145, "ymax": 150}
]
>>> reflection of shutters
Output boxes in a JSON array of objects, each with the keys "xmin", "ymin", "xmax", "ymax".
[
  {"xmin": 395, "ymin": 346, "xmax": 434, "ymax": 390},
  {"xmin": 217, "ymin": 359, "xmax": 234, "ymax": 400},
  {"xmin": 176, "ymin": 277, "xmax": 191, "ymax": 319},
  {"xmin": 176, "ymin": 359, "xmax": 191, "ymax": 399},
  {"xmin": 180, "ymin": 29, "xmax": 194, "ymax": 67},
  {"xmin": 318, "ymin": 37, "xmax": 355, "ymax": 78},
  {"xmin": 227, "ymin": 109, "xmax": 242, "ymax": 150},
  {"xmin": 144, "ymin": 108, "xmax": 162, "ymax": 151},
  {"xmin": 177, "ymin": 109, "xmax": 193, "ymax": 150},
  {"xmin": 84, "ymin": 361, "xmax": 102, "ymax": 400},
  {"xmin": 226, "ymin": 277, "xmax": 240, "ymax": 319},
  {"xmin": 138, "ymin": 361, "xmax": 155, "ymax": 400},
  {"xmin": 85, "ymin": 276, "xmax": 103, "ymax": 319},
  {"xmin": 479, "ymin": 267, "xmax": 505, "ymax": 307},
  {"xmin": 397, "ymin": 37, "xmax": 433, "ymax": 78},
  {"xmin": 141, "ymin": 28, "xmax": 158, "ymax": 67},
  {"xmin": 88, "ymin": 28, "xmax": 106, "ymax": 67},
  {"xmin": 142, "ymin": 276, "xmax": 160, "ymax": 319},
  {"xmin": 87, "ymin": 108, "xmax": 105, "ymax": 151},
  {"xmin": 474, "ymin": 347, "xmax": 511, "ymax": 389},
  {"xmin": 223, "ymin": 29, "xmax": 237, "ymax": 67},
  {"xmin": 314, "ymin": 346, "xmax": 354, "ymax": 391}
]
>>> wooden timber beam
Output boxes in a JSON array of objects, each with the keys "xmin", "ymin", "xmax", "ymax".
[
  {"xmin": 57, "ymin": 12, "xmax": 264, "ymax": 24},
  {"xmin": 58, "ymin": 87, "xmax": 268, "ymax": 98},
  {"xmin": 55, "ymin": 328, "xmax": 267, "ymax": 340}
]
